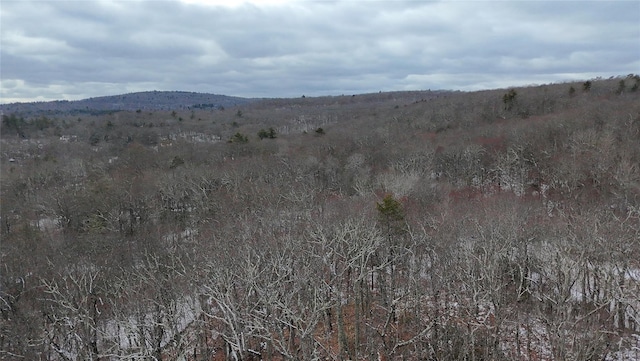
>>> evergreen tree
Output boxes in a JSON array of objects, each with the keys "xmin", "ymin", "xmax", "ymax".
[
  {"xmin": 376, "ymin": 194, "xmax": 406, "ymax": 239},
  {"xmin": 502, "ymin": 89, "xmax": 517, "ymax": 111}
]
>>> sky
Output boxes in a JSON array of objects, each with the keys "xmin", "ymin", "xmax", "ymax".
[{"xmin": 1, "ymin": 0, "xmax": 639, "ymax": 103}]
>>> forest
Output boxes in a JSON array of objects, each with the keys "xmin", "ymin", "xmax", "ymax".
[{"xmin": 1, "ymin": 76, "xmax": 639, "ymax": 360}]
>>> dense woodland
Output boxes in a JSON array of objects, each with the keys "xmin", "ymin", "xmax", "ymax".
[
  {"xmin": 1, "ymin": 76, "xmax": 640, "ymax": 360},
  {"xmin": 0, "ymin": 91, "xmax": 253, "ymax": 117}
]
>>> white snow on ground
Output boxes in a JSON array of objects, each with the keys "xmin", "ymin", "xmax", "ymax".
[
  {"xmin": 168, "ymin": 131, "xmax": 222, "ymax": 144},
  {"xmin": 99, "ymin": 295, "xmax": 202, "ymax": 360},
  {"xmin": 162, "ymin": 227, "xmax": 199, "ymax": 244},
  {"xmin": 32, "ymin": 217, "xmax": 61, "ymax": 232},
  {"xmin": 606, "ymin": 333, "xmax": 640, "ymax": 361}
]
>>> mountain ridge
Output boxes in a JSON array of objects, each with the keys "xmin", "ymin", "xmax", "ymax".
[{"xmin": 0, "ymin": 91, "xmax": 256, "ymax": 116}]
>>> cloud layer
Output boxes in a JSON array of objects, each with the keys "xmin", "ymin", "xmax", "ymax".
[{"xmin": 1, "ymin": 0, "xmax": 638, "ymax": 103}]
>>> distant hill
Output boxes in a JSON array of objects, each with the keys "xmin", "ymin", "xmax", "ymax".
[{"xmin": 0, "ymin": 91, "xmax": 255, "ymax": 116}]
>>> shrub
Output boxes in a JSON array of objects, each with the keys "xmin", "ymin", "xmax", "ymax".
[
  {"xmin": 258, "ymin": 127, "xmax": 276, "ymax": 140},
  {"xmin": 89, "ymin": 132, "xmax": 101, "ymax": 146},
  {"xmin": 229, "ymin": 132, "xmax": 249, "ymax": 143},
  {"xmin": 169, "ymin": 156, "xmax": 185, "ymax": 169}
]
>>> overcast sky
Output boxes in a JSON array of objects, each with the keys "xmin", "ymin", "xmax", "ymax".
[{"xmin": 1, "ymin": 0, "xmax": 638, "ymax": 103}]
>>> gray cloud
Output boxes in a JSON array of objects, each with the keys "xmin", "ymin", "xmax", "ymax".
[{"xmin": 1, "ymin": 0, "xmax": 638, "ymax": 103}]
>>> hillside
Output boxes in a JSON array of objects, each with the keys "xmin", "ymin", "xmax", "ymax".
[
  {"xmin": 0, "ymin": 90, "xmax": 255, "ymax": 116},
  {"xmin": 1, "ymin": 76, "xmax": 639, "ymax": 360}
]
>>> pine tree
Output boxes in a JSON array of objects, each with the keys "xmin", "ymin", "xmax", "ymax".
[
  {"xmin": 502, "ymin": 89, "xmax": 517, "ymax": 111},
  {"xmin": 376, "ymin": 194, "xmax": 406, "ymax": 239}
]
